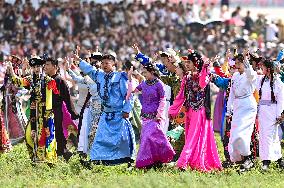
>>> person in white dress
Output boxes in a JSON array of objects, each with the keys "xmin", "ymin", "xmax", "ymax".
[
  {"xmin": 226, "ymin": 51, "xmax": 257, "ymax": 172},
  {"xmin": 257, "ymin": 59, "xmax": 284, "ymax": 171}
]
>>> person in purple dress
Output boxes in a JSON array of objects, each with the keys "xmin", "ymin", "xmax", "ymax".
[{"xmin": 129, "ymin": 62, "xmax": 175, "ymax": 169}]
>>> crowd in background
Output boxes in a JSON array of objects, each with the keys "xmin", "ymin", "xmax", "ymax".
[{"xmin": 0, "ymin": 0, "xmax": 284, "ymax": 68}]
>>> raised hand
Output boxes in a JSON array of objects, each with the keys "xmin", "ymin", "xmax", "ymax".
[
  {"xmin": 152, "ymin": 52, "xmax": 159, "ymax": 61},
  {"xmin": 225, "ymin": 49, "xmax": 231, "ymax": 60},
  {"xmin": 131, "ymin": 43, "xmax": 140, "ymax": 54},
  {"xmin": 63, "ymin": 57, "xmax": 70, "ymax": 70},
  {"xmin": 213, "ymin": 55, "xmax": 220, "ymax": 63},
  {"xmin": 72, "ymin": 46, "xmax": 80, "ymax": 62},
  {"xmin": 242, "ymin": 48, "xmax": 250, "ymax": 68}
]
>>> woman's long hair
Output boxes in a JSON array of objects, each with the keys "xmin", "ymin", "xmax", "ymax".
[{"xmin": 259, "ymin": 59, "xmax": 276, "ymax": 103}]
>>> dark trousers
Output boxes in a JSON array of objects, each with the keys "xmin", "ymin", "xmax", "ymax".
[{"xmin": 53, "ymin": 108, "xmax": 67, "ymax": 156}]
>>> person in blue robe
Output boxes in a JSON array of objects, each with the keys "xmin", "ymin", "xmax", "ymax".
[{"xmin": 74, "ymin": 53, "xmax": 135, "ymax": 165}]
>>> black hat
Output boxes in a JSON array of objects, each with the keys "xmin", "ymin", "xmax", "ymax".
[
  {"xmin": 28, "ymin": 57, "xmax": 45, "ymax": 67},
  {"xmin": 90, "ymin": 52, "xmax": 103, "ymax": 61},
  {"xmin": 101, "ymin": 54, "xmax": 116, "ymax": 61}
]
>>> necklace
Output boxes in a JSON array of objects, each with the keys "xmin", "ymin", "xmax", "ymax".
[{"xmin": 145, "ymin": 78, "xmax": 158, "ymax": 86}]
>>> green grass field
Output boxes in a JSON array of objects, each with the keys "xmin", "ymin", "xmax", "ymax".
[{"xmin": 1, "ymin": 135, "xmax": 284, "ymax": 188}]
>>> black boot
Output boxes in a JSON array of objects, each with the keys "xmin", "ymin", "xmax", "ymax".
[
  {"xmin": 222, "ymin": 160, "xmax": 233, "ymax": 169},
  {"xmin": 63, "ymin": 151, "xmax": 73, "ymax": 161},
  {"xmin": 239, "ymin": 155, "xmax": 254, "ymax": 172},
  {"xmin": 261, "ymin": 160, "xmax": 270, "ymax": 171},
  {"xmin": 277, "ymin": 158, "xmax": 284, "ymax": 169}
]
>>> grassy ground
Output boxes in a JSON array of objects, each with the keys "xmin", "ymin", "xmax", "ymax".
[{"xmin": 1, "ymin": 135, "xmax": 284, "ymax": 188}]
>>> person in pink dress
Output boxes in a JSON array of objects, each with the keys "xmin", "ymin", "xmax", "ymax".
[{"xmin": 169, "ymin": 50, "xmax": 222, "ymax": 172}]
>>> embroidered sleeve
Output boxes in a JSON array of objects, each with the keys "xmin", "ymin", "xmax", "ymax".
[
  {"xmin": 214, "ymin": 65, "xmax": 231, "ymax": 78},
  {"xmin": 212, "ymin": 74, "xmax": 230, "ymax": 90},
  {"xmin": 134, "ymin": 52, "xmax": 150, "ymax": 66},
  {"xmin": 12, "ymin": 76, "xmax": 30, "ymax": 87},
  {"xmin": 227, "ymin": 78, "xmax": 235, "ymax": 115}
]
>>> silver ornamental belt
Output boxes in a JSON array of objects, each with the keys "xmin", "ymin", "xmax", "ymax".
[
  {"xmin": 235, "ymin": 93, "xmax": 251, "ymax": 99},
  {"xmin": 259, "ymin": 100, "xmax": 277, "ymax": 106}
]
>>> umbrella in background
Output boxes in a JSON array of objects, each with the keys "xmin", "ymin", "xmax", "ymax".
[
  {"xmin": 189, "ymin": 20, "xmax": 224, "ymax": 32},
  {"xmin": 188, "ymin": 22, "xmax": 206, "ymax": 32}
]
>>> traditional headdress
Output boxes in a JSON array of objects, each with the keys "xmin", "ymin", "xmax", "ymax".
[
  {"xmin": 29, "ymin": 57, "xmax": 45, "ymax": 67},
  {"xmin": 90, "ymin": 52, "xmax": 103, "ymax": 61},
  {"xmin": 101, "ymin": 54, "xmax": 116, "ymax": 61},
  {"xmin": 11, "ymin": 55, "xmax": 22, "ymax": 67},
  {"xmin": 187, "ymin": 49, "xmax": 204, "ymax": 72},
  {"xmin": 159, "ymin": 48, "xmax": 181, "ymax": 65}
]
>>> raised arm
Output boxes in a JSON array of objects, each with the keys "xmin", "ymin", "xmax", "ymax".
[
  {"xmin": 67, "ymin": 68, "xmax": 86, "ymax": 84},
  {"xmin": 7, "ymin": 64, "xmax": 30, "ymax": 87},
  {"xmin": 78, "ymin": 59, "xmax": 104, "ymax": 83},
  {"xmin": 244, "ymin": 59, "xmax": 257, "ymax": 83},
  {"xmin": 211, "ymin": 74, "xmax": 230, "ymax": 90},
  {"xmin": 199, "ymin": 61, "xmax": 210, "ymax": 89},
  {"xmin": 226, "ymin": 78, "xmax": 234, "ymax": 116}
]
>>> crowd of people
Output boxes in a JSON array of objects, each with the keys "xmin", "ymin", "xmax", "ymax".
[
  {"xmin": 0, "ymin": 0, "xmax": 284, "ymax": 173},
  {"xmin": 1, "ymin": 0, "xmax": 284, "ymax": 63}
]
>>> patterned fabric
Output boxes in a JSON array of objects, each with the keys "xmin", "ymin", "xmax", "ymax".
[
  {"xmin": 169, "ymin": 72, "xmax": 222, "ymax": 172},
  {"xmin": 62, "ymin": 102, "xmax": 78, "ymax": 150},
  {"xmin": 13, "ymin": 74, "xmax": 57, "ymax": 163},
  {"xmin": 160, "ymin": 72, "xmax": 180, "ymax": 101},
  {"xmin": 26, "ymin": 110, "xmax": 57, "ymax": 163},
  {"xmin": 1, "ymin": 74, "xmax": 26, "ymax": 145},
  {"xmin": 88, "ymin": 99, "xmax": 101, "ymax": 151},
  {"xmin": 184, "ymin": 74, "xmax": 205, "ymax": 111},
  {"xmin": 0, "ymin": 112, "xmax": 12, "ymax": 153}
]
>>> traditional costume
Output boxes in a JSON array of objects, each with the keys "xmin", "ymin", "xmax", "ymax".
[
  {"xmin": 257, "ymin": 59, "xmax": 284, "ymax": 170},
  {"xmin": 169, "ymin": 50, "xmax": 222, "ymax": 172},
  {"xmin": 68, "ymin": 69, "xmax": 101, "ymax": 154},
  {"xmin": 48, "ymin": 60, "xmax": 78, "ymax": 160},
  {"xmin": 132, "ymin": 59, "xmax": 175, "ymax": 168},
  {"xmin": 79, "ymin": 56, "xmax": 135, "ymax": 164},
  {"xmin": 227, "ymin": 56, "xmax": 257, "ymax": 165},
  {"xmin": 12, "ymin": 57, "xmax": 57, "ymax": 163},
  {"xmin": 1, "ymin": 56, "xmax": 27, "ymax": 146}
]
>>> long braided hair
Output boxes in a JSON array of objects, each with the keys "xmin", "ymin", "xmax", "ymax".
[{"xmin": 259, "ymin": 59, "xmax": 276, "ymax": 103}]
